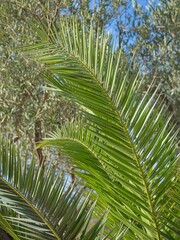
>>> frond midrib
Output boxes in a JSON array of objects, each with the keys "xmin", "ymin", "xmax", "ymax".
[{"xmin": 54, "ymin": 44, "xmax": 161, "ymax": 238}]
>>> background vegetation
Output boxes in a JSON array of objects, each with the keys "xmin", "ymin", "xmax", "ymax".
[
  {"xmin": 0, "ymin": 0, "xmax": 179, "ymax": 239},
  {"xmin": 1, "ymin": 0, "xmax": 179, "ymax": 169}
]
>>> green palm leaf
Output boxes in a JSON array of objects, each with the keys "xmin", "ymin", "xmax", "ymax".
[
  {"xmin": 25, "ymin": 17, "xmax": 179, "ymax": 239},
  {"xmin": 0, "ymin": 135, "xmax": 110, "ymax": 240}
]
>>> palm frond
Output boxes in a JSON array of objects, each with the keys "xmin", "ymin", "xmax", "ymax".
[
  {"xmin": 0, "ymin": 135, "xmax": 110, "ymax": 240},
  {"xmin": 25, "ymin": 17, "xmax": 179, "ymax": 239}
]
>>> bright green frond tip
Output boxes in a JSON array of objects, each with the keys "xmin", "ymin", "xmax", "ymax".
[{"xmin": 24, "ymin": 17, "xmax": 179, "ymax": 240}]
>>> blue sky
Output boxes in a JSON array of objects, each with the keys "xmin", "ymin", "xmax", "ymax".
[
  {"xmin": 137, "ymin": 0, "xmax": 149, "ymax": 6},
  {"xmin": 130, "ymin": 0, "xmax": 159, "ymax": 7},
  {"xmin": 102, "ymin": 0, "xmax": 160, "ymax": 48}
]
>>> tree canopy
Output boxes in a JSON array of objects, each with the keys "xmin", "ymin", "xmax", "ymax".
[{"xmin": 0, "ymin": 1, "xmax": 179, "ymax": 239}]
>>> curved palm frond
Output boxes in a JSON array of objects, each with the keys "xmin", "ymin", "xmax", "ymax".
[
  {"xmin": 0, "ymin": 135, "xmax": 110, "ymax": 240},
  {"xmin": 25, "ymin": 17, "xmax": 179, "ymax": 239}
]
